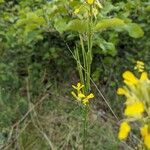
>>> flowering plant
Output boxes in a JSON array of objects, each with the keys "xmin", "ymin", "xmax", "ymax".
[{"xmin": 117, "ymin": 61, "xmax": 150, "ymax": 149}]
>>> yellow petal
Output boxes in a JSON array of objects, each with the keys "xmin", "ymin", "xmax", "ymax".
[
  {"xmin": 71, "ymin": 91, "xmax": 79, "ymax": 100},
  {"xmin": 117, "ymin": 87, "xmax": 127, "ymax": 95},
  {"xmin": 137, "ymin": 60, "xmax": 144, "ymax": 65},
  {"xmin": 86, "ymin": 93, "xmax": 94, "ymax": 99},
  {"xmin": 124, "ymin": 101, "xmax": 144, "ymax": 117},
  {"xmin": 78, "ymin": 92, "xmax": 86, "ymax": 98},
  {"xmin": 118, "ymin": 122, "xmax": 131, "ymax": 140},
  {"xmin": 82, "ymin": 99, "xmax": 89, "ymax": 105},
  {"xmin": 123, "ymin": 71, "xmax": 138, "ymax": 85},
  {"xmin": 141, "ymin": 124, "xmax": 149, "ymax": 138},
  {"xmin": 77, "ymin": 82, "xmax": 84, "ymax": 90},
  {"xmin": 140, "ymin": 72, "xmax": 148, "ymax": 81},
  {"xmin": 72, "ymin": 82, "xmax": 84, "ymax": 91},
  {"xmin": 72, "ymin": 85, "xmax": 77, "ymax": 89},
  {"xmin": 144, "ymin": 134, "xmax": 150, "ymax": 149}
]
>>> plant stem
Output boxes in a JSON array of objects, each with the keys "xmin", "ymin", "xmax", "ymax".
[
  {"xmin": 86, "ymin": 5, "xmax": 93, "ymax": 93},
  {"xmin": 83, "ymin": 105, "xmax": 88, "ymax": 150}
]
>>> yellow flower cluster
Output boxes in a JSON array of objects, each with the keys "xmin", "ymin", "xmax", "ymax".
[
  {"xmin": 134, "ymin": 60, "xmax": 145, "ymax": 72},
  {"xmin": 117, "ymin": 62, "xmax": 150, "ymax": 149},
  {"xmin": 71, "ymin": 82, "xmax": 94, "ymax": 105}
]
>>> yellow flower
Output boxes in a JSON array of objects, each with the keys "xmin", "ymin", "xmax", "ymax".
[
  {"xmin": 140, "ymin": 72, "xmax": 148, "ymax": 81},
  {"xmin": 140, "ymin": 125, "xmax": 150, "ymax": 149},
  {"xmin": 144, "ymin": 135, "xmax": 150, "ymax": 149},
  {"xmin": 71, "ymin": 91, "xmax": 81, "ymax": 101},
  {"xmin": 71, "ymin": 90, "xmax": 86, "ymax": 101},
  {"xmin": 74, "ymin": 8, "xmax": 80, "ymax": 14},
  {"xmin": 78, "ymin": 91, "xmax": 86, "ymax": 98},
  {"xmin": 86, "ymin": 0, "xmax": 94, "ymax": 5},
  {"xmin": 118, "ymin": 122, "xmax": 131, "ymax": 140},
  {"xmin": 71, "ymin": 82, "xmax": 94, "ymax": 105},
  {"xmin": 123, "ymin": 71, "xmax": 138, "ymax": 85},
  {"xmin": 117, "ymin": 87, "xmax": 127, "ymax": 95},
  {"xmin": 72, "ymin": 82, "xmax": 84, "ymax": 91},
  {"xmin": 82, "ymin": 93, "xmax": 94, "ymax": 105},
  {"xmin": 124, "ymin": 101, "xmax": 144, "ymax": 117},
  {"xmin": 141, "ymin": 124, "xmax": 149, "ymax": 137},
  {"xmin": 134, "ymin": 61, "xmax": 145, "ymax": 73}
]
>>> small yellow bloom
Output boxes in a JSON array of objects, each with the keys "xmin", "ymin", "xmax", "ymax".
[
  {"xmin": 71, "ymin": 82, "xmax": 94, "ymax": 105},
  {"xmin": 82, "ymin": 93, "xmax": 94, "ymax": 105},
  {"xmin": 134, "ymin": 61, "xmax": 145, "ymax": 73},
  {"xmin": 123, "ymin": 71, "xmax": 138, "ymax": 85},
  {"xmin": 86, "ymin": 0, "xmax": 94, "ymax": 5},
  {"xmin": 117, "ymin": 87, "xmax": 127, "ymax": 95},
  {"xmin": 140, "ymin": 72, "xmax": 148, "ymax": 81},
  {"xmin": 78, "ymin": 91, "xmax": 86, "ymax": 98},
  {"xmin": 72, "ymin": 82, "xmax": 84, "ymax": 91},
  {"xmin": 118, "ymin": 122, "xmax": 131, "ymax": 140},
  {"xmin": 124, "ymin": 101, "xmax": 144, "ymax": 117}
]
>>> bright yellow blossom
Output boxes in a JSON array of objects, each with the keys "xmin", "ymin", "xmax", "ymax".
[
  {"xmin": 86, "ymin": 0, "xmax": 94, "ymax": 5},
  {"xmin": 124, "ymin": 101, "xmax": 144, "ymax": 117},
  {"xmin": 140, "ymin": 125, "xmax": 150, "ymax": 149},
  {"xmin": 123, "ymin": 71, "xmax": 138, "ymax": 85},
  {"xmin": 118, "ymin": 122, "xmax": 131, "ymax": 140},
  {"xmin": 71, "ymin": 82, "xmax": 94, "ymax": 105}
]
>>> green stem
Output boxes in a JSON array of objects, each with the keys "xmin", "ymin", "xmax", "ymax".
[
  {"xmin": 86, "ymin": 5, "xmax": 93, "ymax": 93},
  {"xmin": 75, "ymin": 47, "xmax": 85, "ymax": 87},
  {"xmin": 79, "ymin": 34, "xmax": 86, "ymax": 71},
  {"xmin": 83, "ymin": 106, "xmax": 88, "ymax": 150}
]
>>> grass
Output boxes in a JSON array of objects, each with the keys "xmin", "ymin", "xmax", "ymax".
[{"xmin": 0, "ymin": 81, "xmax": 135, "ymax": 150}]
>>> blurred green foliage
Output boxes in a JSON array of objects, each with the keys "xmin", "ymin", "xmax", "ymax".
[{"xmin": 0, "ymin": 0, "xmax": 149, "ymax": 149}]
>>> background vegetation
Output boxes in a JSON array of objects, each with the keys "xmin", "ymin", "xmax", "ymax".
[{"xmin": 0, "ymin": 0, "xmax": 150, "ymax": 149}]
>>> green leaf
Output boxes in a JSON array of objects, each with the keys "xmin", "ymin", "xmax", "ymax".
[
  {"xmin": 0, "ymin": 0, "xmax": 4, "ymax": 4},
  {"xmin": 100, "ymin": 41, "xmax": 117, "ymax": 56},
  {"xmin": 95, "ymin": 38, "xmax": 117, "ymax": 56},
  {"xmin": 66, "ymin": 19, "xmax": 88, "ymax": 33},
  {"xmin": 124, "ymin": 23, "xmax": 144, "ymax": 38},
  {"xmin": 54, "ymin": 18, "xmax": 67, "ymax": 33},
  {"xmin": 94, "ymin": 18, "xmax": 125, "ymax": 31}
]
